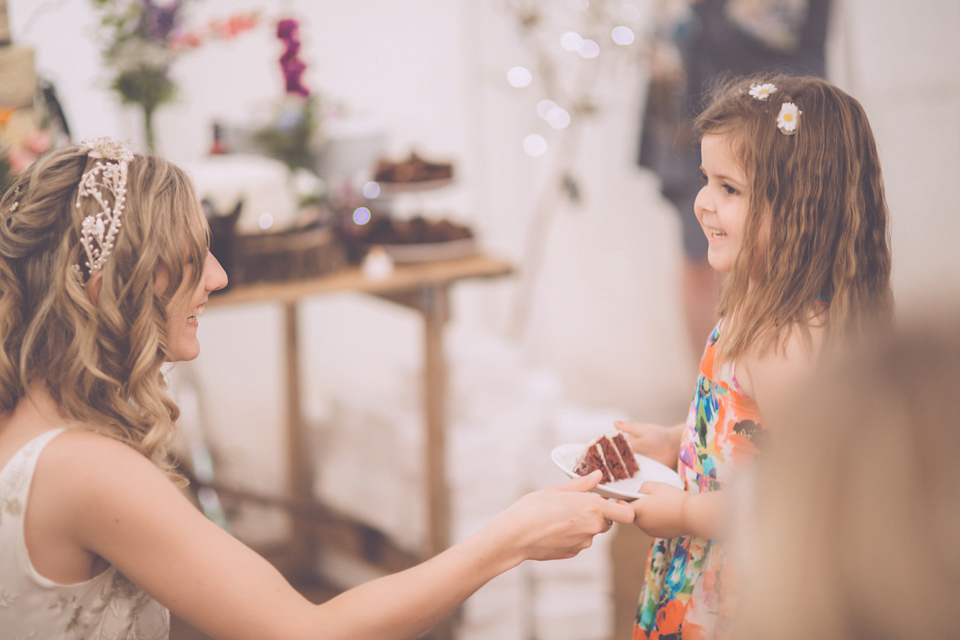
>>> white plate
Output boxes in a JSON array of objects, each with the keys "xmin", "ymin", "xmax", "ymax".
[{"xmin": 551, "ymin": 442, "xmax": 684, "ymax": 501}]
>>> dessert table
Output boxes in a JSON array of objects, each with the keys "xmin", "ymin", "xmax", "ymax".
[{"xmin": 203, "ymin": 252, "xmax": 512, "ymax": 638}]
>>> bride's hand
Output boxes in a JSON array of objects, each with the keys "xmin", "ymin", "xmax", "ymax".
[{"xmin": 491, "ymin": 471, "xmax": 634, "ymax": 562}]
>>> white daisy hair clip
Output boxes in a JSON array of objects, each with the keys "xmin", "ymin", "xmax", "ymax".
[
  {"xmin": 73, "ymin": 136, "xmax": 135, "ymax": 280},
  {"xmin": 749, "ymin": 83, "xmax": 778, "ymax": 100},
  {"xmin": 776, "ymin": 102, "xmax": 801, "ymax": 135}
]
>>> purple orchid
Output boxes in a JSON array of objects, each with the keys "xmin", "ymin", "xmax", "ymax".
[{"xmin": 277, "ymin": 18, "xmax": 309, "ymax": 97}]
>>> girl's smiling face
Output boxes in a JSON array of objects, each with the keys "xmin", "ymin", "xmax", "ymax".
[{"xmin": 695, "ymin": 133, "xmax": 751, "ymax": 274}]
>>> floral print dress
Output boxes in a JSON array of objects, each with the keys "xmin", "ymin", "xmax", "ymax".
[{"xmin": 634, "ymin": 322, "xmax": 767, "ymax": 640}]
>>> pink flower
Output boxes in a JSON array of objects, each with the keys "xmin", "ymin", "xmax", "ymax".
[
  {"xmin": 8, "ymin": 148, "xmax": 36, "ymax": 173},
  {"xmin": 169, "ymin": 30, "xmax": 203, "ymax": 50},
  {"xmin": 226, "ymin": 14, "xmax": 258, "ymax": 37},
  {"xmin": 24, "ymin": 129, "xmax": 52, "ymax": 155}
]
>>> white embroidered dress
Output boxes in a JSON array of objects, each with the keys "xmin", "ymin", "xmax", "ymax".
[{"xmin": 0, "ymin": 429, "xmax": 169, "ymax": 639}]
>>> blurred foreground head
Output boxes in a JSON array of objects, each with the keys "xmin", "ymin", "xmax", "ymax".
[{"xmin": 735, "ymin": 312, "xmax": 960, "ymax": 639}]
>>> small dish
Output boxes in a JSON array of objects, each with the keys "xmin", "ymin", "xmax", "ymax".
[{"xmin": 551, "ymin": 442, "xmax": 683, "ymax": 501}]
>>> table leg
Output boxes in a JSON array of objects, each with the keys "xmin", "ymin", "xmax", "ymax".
[
  {"xmin": 283, "ymin": 301, "xmax": 312, "ymax": 574},
  {"xmin": 421, "ymin": 284, "xmax": 451, "ymax": 557},
  {"xmin": 421, "ymin": 284, "xmax": 456, "ymax": 640}
]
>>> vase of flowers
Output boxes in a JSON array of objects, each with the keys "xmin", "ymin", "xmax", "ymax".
[{"xmin": 90, "ymin": 0, "xmax": 257, "ymax": 152}]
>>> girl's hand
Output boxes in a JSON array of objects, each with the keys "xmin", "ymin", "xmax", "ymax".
[
  {"xmin": 616, "ymin": 420, "xmax": 683, "ymax": 469},
  {"xmin": 492, "ymin": 471, "xmax": 635, "ymax": 561},
  {"xmin": 632, "ymin": 481, "xmax": 688, "ymax": 539}
]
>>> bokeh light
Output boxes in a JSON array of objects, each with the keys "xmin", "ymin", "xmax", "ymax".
[
  {"xmin": 258, "ymin": 213, "xmax": 274, "ymax": 230},
  {"xmin": 536, "ymin": 99, "xmax": 559, "ymax": 120},
  {"xmin": 353, "ymin": 206, "xmax": 372, "ymax": 225},
  {"xmin": 362, "ymin": 181, "xmax": 381, "ymax": 199},
  {"xmin": 579, "ymin": 39, "xmax": 600, "ymax": 58},
  {"xmin": 547, "ymin": 107, "xmax": 571, "ymax": 129},
  {"xmin": 560, "ymin": 31, "xmax": 583, "ymax": 52},
  {"xmin": 507, "ymin": 66, "xmax": 533, "ymax": 88},
  {"xmin": 523, "ymin": 134, "xmax": 548, "ymax": 157},
  {"xmin": 620, "ymin": 3, "xmax": 642, "ymax": 22},
  {"xmin": 612, "ymin": 26, "xmax": 635, "ymax": 45}
]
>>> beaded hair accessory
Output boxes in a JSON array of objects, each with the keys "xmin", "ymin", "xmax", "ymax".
[
  {"xmin": 5, "ymin": 184, "xmax": 22, "ymax": 213},
  {"xmin": 74, "ymin": 136, "xmax": 134, "ymax": 279},
  {"xmin": 749, "ymin": 83, "xmax": 801, "ymax": 135}
]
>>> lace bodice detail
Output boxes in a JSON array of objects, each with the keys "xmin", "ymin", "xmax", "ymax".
[{"xmin": 0, "ymin": 429, "xmax": 169, "ymax": 639}]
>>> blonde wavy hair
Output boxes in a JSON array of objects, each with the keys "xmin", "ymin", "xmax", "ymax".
[
  {"xmin": 695, "ymin": 74, "xmax": 894, "ymax": 360},
  {"xmin": 0, "ymin": 145, "xmax": 209, "ymax": 481}
]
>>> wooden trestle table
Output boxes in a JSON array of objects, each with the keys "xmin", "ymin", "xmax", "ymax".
[{"xmin": 204, "ymin": 253, "xmax": 513, "ymax": 639}]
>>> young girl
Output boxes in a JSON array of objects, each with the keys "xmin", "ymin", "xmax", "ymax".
[
  {"xmin": 0, "ymin": 139, "xmax": 634, "ymax": 639},
  {"xmin": 620, "ymin": 74, "xmax": 894, "ymax": 639}
]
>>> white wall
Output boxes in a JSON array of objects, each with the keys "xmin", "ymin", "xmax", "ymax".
[{"xmin": 832, "ymin": 0, "xmax": 960, "ymax": 306}]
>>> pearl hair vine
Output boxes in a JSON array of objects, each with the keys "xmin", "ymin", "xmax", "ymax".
[
  {"xmin": 73, "ymin": 136, "xmax": 134, "ymax": 279},
  {"xmin": 6, "ymin": 184, "xmax": 22, "ymax": 213}
]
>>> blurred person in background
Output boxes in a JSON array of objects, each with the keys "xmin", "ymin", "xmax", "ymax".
[{"xmin": 733, "ymin": 313, "xmax": 960, "ymax": 639}]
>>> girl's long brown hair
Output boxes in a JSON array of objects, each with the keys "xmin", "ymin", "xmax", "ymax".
[
  {"xmin": 696, "ymin": 74, "xmax": 893, "ymax": 360},
  {"xmin": 0, "ymin": 146, "xmax": 209, "ymax": 480}
]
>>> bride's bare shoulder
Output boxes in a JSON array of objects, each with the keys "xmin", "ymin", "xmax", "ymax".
[{"xmin": 40, "ymin": 428, "xmax": 158, "ymax": 485}]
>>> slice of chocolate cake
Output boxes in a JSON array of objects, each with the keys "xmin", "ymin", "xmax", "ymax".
[
  {"xmin": 573, "ymin": 440, "xmax": 612, "ymax": 483},
  {"xmin": 596, "ymin": 435, "xmax": 630, "ymax": 481},
  {"xmin": 612, "ymin": 432, "xmax": 640, "ymax": 476},
  {"xmin": 573, "ymin": 434, "xmax": 640, "ymax": 484}
]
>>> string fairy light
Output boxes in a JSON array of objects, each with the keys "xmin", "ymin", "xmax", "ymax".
[{"xmin": 500, "ymin": 0, "xmax": 649, "ymax": 336}]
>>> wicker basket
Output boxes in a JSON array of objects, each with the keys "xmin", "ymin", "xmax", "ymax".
[{"xmin": 231, "ymin": 226, "xmax": 347, "ymax": 284}]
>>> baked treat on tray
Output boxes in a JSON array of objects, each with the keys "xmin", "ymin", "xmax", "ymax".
[
  {"xmin": 373, "ymin": 151, "xmax": 453, "ymax": 184},
  {"xmin": 338, "ymin": 212, "xmax": 476, "ymax": 264},
  {"xmin": 354, "ymin": 214, "xmax": 473, "ymax": 245},
  {"xmin": 573, "ymin": 433, "xmax": 640, "ymax": 483}
]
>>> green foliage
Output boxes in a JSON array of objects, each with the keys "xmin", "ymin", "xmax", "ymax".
[
  {"xmin": 111, "ymin": 66, "xmax": 177, "ymax": 111},
  {"xmin": 0, "ymin": 156, "xmax": 13, "ymax": 198},
  {"xmin": 252, "ymin": 96, "xmax": 321, "ymax": 171}
]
